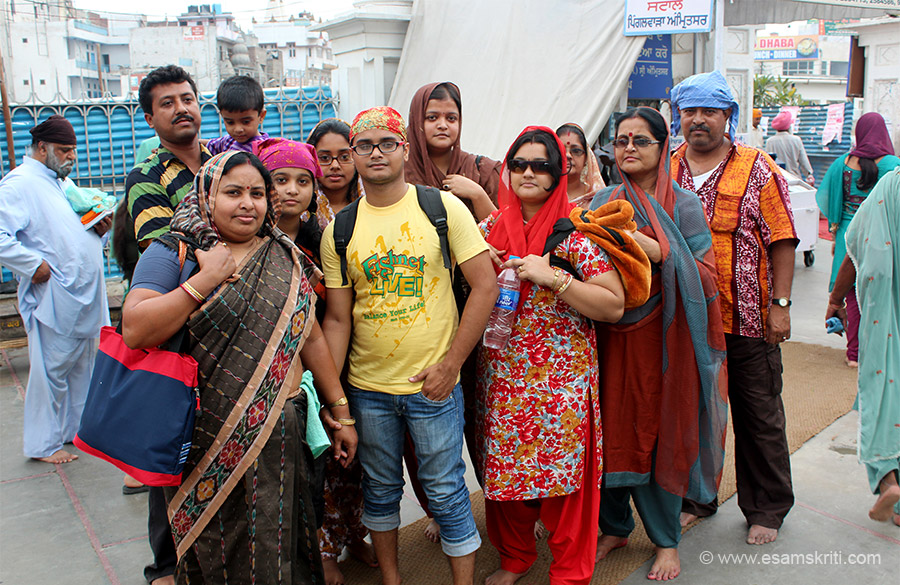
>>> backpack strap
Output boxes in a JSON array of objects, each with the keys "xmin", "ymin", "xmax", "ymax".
[
  {"xmin": 543, "ymin": 218, "xmax": 579, "ymax": 278},
  {"xmin": 415, "ymin": 184, "xmax": 452, "ymax": 271},
  {"xmin": 332, "ymin": 198, "xmax": 362, "ymax": 286}
]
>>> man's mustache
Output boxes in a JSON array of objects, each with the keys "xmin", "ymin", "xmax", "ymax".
[
  {"xmin": 690, "ymin": 124, "xmax": 710, "ymax": 133},
  {"xmin": 173, "ymin": 114, "xmax": 195, "ymax": 124}
]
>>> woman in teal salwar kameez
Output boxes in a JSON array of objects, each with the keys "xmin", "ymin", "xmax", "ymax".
[{"xmin": 827, "ymin": 167, "xmax": 900, "ymax": 525}]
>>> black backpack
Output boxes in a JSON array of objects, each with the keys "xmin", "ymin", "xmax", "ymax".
[{"xmin": 332, "ymin": 184, "xmax": 452, "ymax": 286}]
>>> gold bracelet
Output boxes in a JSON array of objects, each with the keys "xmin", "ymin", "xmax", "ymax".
[
  {"xmin": 550, "ymin": 268, "xmax": 562, "ymax": 292},
  {"xmin": 180, "ymin": 281, "xmax": 205, "ymax": 303},
  {"xmin": 335, "ymin": 417, "xmax": 356, "ymax": 426},
  {"xmin": 328, "ymin": 396, "xmax": 348, "ymax": 408},
  {"xmin": 556, "ymin": 273, "xmax": 574, "ymax": 295}
]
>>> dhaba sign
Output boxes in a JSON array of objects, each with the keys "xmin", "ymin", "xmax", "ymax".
[{"xmin": 754, "ymin": 35, "xmax": 819, "ymax": 61}]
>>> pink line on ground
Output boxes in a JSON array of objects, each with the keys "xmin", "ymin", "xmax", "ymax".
[
  {"xmin": 1, "ymin": 348, "xmax": 27, "ymax": 401},
  {"xmin": 0, "ymin": 471, "xmax": 56, "ymax": 485},
  {"xmin": 56, "ymin": 464, "xmax": 123, "ymax": 585},
  {"xmin": 796, "ymin": 501, "xmax": 900, "ymax": 545},
  {"xmin": 102, "ymin": 534, "xmax": 148, "ymax": 549}
]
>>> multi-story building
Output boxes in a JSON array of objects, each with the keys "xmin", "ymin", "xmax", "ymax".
[
  {"xmin": 1, "ymin": 0, "xmax": 141, "ymax": 101},
  {"xmin": 253, "ymin": 0, "xmax": 336, "ymax": 87},
  {"xmin": 129, "ymin": 4, "xmax": 265, "ymax": 94}
]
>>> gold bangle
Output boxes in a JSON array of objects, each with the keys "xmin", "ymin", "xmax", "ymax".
[
  {"xmin": 550, "ymin": 268, "xmax": 562, "ymax": 292},
  {"xmin": 556, "ymin": 273, "xmax": 574, "ymax": 295},
  {"xmin": 328, "ymin": 396, "xmax": 348, "ymax": 408},
  {"xmin": 335, "ymin": 417, "xmax": 356, "ymax": 426},
  {"xmin": 180, "ymin": 281, "xmax": 205, "ymax": 303}
]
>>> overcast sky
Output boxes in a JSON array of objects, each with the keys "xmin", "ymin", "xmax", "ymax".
[{"xmin": 72, "ymin": 0, "xmax": 358, "ymax": 29}]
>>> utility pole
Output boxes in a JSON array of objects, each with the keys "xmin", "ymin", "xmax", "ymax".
[{"xmin": 0, "ymin": 44, "xmax": 16, "ymax": 170}]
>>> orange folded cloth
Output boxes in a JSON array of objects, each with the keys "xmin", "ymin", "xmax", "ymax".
[{"xmin": 570, "ymin": 201, "xmax": 651, "ymax": 310}]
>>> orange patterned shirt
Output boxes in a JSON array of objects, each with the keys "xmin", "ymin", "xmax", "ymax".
[{"xmin": 672, "ymin": 143, "xmax": 796, "ymax": 338}]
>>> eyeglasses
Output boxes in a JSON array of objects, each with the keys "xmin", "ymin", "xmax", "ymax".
[
  {"xmin": 508, "ymin": 159, "xmax": 554, "ymax": 174},
  {"xmin": 613, "ymin": 136, "xmax": 661, "ymax": 149},
  {"xmin": 317, "ymin": 151, "xmax": 353, "ymax": 165},
  {"xmin": 567, "ymin": 147, "xmax": 586, "ymax": 157},
  {"xmin": 350, "ymin": 140, "xmax": 406, "ymax": 156}
]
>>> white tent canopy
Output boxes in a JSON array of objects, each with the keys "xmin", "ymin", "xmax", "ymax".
[{"xmin": 388, "ymin": 0, "xmax": 644, "ymax": 158}]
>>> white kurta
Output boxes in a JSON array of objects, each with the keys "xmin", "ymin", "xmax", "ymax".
[{"xmin": 0, "ymin": 156, "xmax": 110, "ymax": 457}]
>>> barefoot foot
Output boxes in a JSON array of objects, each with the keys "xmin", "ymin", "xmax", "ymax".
[
  {"xmin": 679, "ymin": 512, "xmax": 698, "ymax": 528},
  {"xmin": 322, "ymin": 556, "xmax": 344, "ymax": 585},
  {"xmin": 596, "ymin": 534, "xmax": 628, "ymax": 561},
  {"xmin": 348, "ymin": 540, "xmax": 379, "ymax": 567},
  {"xmin": 33, "ymin": 449, "xmax": 78, "ymax": 464},
  {"xmin": 534, "ymin": 520, "xmax": 546, "ymax": 541},
  {"xmin": 150, "ymin": 576, "xmax": 175, "ymax": 585},
  {"xmin": 892, "ymin": 513, "xmax": 900, "ymax": 527},
  {"xmin": 647, "ymin": 547, "xmax": 680, "ymax": 581},
  {"xmin": 423, "ymin": 518, "xmax": 440, "ymax": 543},
  {"xmin": 485, "ymin": 568, "xmax": 528, "ymax": 585},
  {"xmin": 746, "ymin": 524, "xmax": 778, "ymax": 545},
  {"xmin": 868, "ymin": 482, "xmax": 900, "ymax": 522}
]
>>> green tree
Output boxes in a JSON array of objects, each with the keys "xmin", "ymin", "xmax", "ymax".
[{"xmin": 754, "ymin": 74, "xmax": 810, "ymax": 107}]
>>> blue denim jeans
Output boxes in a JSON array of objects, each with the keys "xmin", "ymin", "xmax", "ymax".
[{"xmin": 347, "ymin": 383, "xmax": 481, "ymax": 557}]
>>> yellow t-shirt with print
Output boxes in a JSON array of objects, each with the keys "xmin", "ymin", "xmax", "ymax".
[{"xmin": 321, "ymin": 184, "xmax": 488, "ymax": 395}]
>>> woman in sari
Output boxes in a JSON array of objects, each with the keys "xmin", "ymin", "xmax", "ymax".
[
  {"xmin": 591, "ymin": 107, "xmax": 727, "ymax": 581},
  {"xmin": 307, "ymin": 118, "xmax": 362, "ymax": 230},
  {"xmin": 406, "ymin": 81, "xmax": 500, "ymax": 221},
  {"xmin": 122, "ymin": 151, "xmax": 357, "ymax": 583},
  {"xmin": 254, "ymin": 138, "xmax": 378, "ymax": 584},
  {"xmin": 816, "ymin": 112, "xmax": 900, "ymax": 367},
  {"xmin": 556, "ymin": 123, "xmax": 605, "ymax": 207},
  {"xmin": 826, "ymin": 167, "xmax": 900, "ymax": 526},
  {"xmin": 477, "ymin": 126, "xmax": 625, "ymax": 585}
]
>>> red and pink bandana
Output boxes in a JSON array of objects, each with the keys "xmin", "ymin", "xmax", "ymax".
[{"xmin": 350, "ymin": 106, "xmax": 407, "ymax": 142}]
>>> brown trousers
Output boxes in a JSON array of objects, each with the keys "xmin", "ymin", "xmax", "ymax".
[{"xmin": 682, "ymin": 334, "xmax": 794, "ymax": 529}]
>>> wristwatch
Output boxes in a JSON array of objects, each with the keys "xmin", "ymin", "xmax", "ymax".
[{"xmin": 773, "ymin": 297, "xmax": 792, "ymax": 308}]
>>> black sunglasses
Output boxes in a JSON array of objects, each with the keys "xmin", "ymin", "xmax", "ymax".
[{"xmin": 508, "ymin": 158, "xmax": 554, "ymax": 173}]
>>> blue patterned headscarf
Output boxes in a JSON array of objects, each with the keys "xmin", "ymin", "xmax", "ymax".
[{"xmin": 669, "ymin": 71, "xmax": 740, "ymax": 139}]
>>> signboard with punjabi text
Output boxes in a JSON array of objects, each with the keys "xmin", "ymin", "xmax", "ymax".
[
  {"xmin": 628, "ymin": 35, "xmax": 673, "ymax": 99},
  {"xmin": 624, "ymin": 0, "xmax": 714, "ymax": 36}
]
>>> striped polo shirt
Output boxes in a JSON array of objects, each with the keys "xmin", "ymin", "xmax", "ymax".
[{"xmin": 126, "ymin": 145, "xmax": 211, "ymax": 247}]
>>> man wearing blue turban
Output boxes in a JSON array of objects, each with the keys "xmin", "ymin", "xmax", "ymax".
[{"xmin": 669, "ymin": 71, "xmax": 799, "ymax": 546}]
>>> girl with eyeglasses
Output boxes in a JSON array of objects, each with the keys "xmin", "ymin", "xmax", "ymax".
[
  {"xmin": 406, "ymin": 82, "xmax": 501, "ymax": 221},
  {"xmin": 307, "ymin": 118, "xmax": 363, "ymax": 230},
  {"xmin": 477, "ymin": 126, "xmax": 625, "ymax": 585},
  {"xmin": 590, "ymin": 107, "xmax": 727, "ymax": 581},
  {"xmin": 555, "ymin": 123, "xmax": 605, "ymax": 208}
]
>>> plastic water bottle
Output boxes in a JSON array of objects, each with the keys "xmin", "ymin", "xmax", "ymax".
[{"xmin": 482, "ymin": 257, "xmax": 520, "ymax": 350}]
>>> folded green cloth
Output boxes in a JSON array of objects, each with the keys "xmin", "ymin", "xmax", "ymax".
[{"xmin": 301, "ymin": 370, "xmax": 331, "ymax": 458}]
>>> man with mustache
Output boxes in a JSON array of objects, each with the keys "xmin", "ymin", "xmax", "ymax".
[
  {"xmin": 127, "ymin": 65, "xmax": 210, "ymax": 249},
  {"xmin": 669, "ymin": 71, "xmax": 798, "ymax": 546},
  {"xmin": 125, "ymin": 65, "xmax": 210, "ymax": 585},
  {"xmin": 0, "ymin": 115, "xmax": 112, "ymax": 464}
]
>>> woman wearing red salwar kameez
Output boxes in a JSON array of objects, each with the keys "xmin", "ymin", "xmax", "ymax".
[{"xmin": 476, "ymin": 127, "xmax": 625, "ymax": 585}]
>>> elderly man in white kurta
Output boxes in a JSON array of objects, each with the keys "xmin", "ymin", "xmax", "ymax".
[{"xmin": 0, "ymin": 115, "xmax": 111, "ymax": 463}]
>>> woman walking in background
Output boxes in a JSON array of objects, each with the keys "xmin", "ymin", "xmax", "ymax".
[{"xmin": 817, "ymin": 112, "xmax": 899, "ymax": 367}]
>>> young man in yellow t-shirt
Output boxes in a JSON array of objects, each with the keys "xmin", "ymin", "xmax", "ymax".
[{"xmin": 321, "ymin": 107, "xmax": 498, "ymax": 585}]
